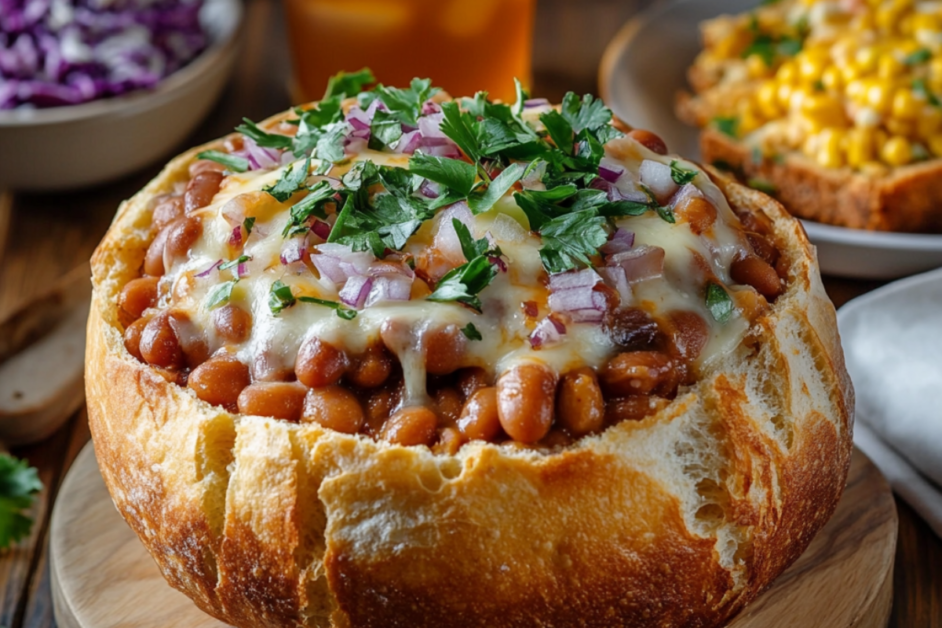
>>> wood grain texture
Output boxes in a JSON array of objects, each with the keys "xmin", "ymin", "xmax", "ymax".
[{"xmin": 48, "ymin": 446, "xmax": 894, "ymax": 628}]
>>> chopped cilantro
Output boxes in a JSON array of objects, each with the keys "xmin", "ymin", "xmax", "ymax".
[
  {"xmin": 440, "ymin": 100, "xmax": 485, "ymax": 167},
  {"xmin": 324, "ymin": 68, "xmax": 376, "ymax": 99},
  {"xmin": 670, "ymin": 160, "xmax": 698, "ymax": 185},
  {"xmin": 427, "ymin": 256, "xmax": 497, "ymax": 312},
  {"xmin": 314, "ymin": 123, "xmax": 347, "ymax": 163},
  {"xmin": 283, "ymin": 180, "xmax": 337, "ymax": 236},
  {"xmin": 295, "ymin": 97, "xmax": 343, "ymax": 130},
  {"xmin": 243, "ymin": 217, "xmax": 256, "ymax": 236},
  {"xmin": 219, "ymin": 255, "xmax": 250, "ymax": 272},
  {"xmin": 196, "ymin": 150, "xmax": 249, "ymax": 173},
  {"xmin": 408, "ymin": 152, "xmax": 477, "ymax": 197},
  {"xmin": 235, "ymin": 118, "xmax": 293, "ymax": 150},
  {"xmin": 268, "ymin": 280, "xmax": 296, "ymax": 315},
  {"xmin": 468, "ymin": 162, "xmax": 526, "ymax": 214},
  {"xmin": 713, "ymin": 116, "xmax": 740, "ymax": 138},
  {"xmin": 655, "ymin": 205, "xmax": 677, "ymax": 224},
  {"xmin": 369, "ymin": 109, "xmax": 404, "ymax": 151},
  {"xmin": 264, "ymin": 156, "xmax": 311, "ymax": 202},
  {"xmin": 538, "ymin": 209, "xmax": 608, "ymax": 273},
  {"xmin": 298, "ymin": 296, "xmax": 358, "ymax": 319},
  {"xmin": 913, "ymin": 79, "xmax": 941, "ymax": 107},
  {"xmin": 452, "ymin": 219, "xmax": 495, "ymax": 262},
  {"xmin": 206, "ymin": 280, "xmax": 238, "ymax": 310},
  {"xmin": 374, "ymin": 77, "xmax": 438, "ymax": 126},
  {"xmin": 905, "ymin": 48, "xmax": 931, "ymax": 66},
  {"xmin": 540, "ymin": 109, "xmax": 574, "ymax": 155},
  {"xmin": 461, "ymin": 322, "xmax": 483, "ymax": 341},
  {"xmin": 706, "ymin": 282, "xmax": 734, "ymax": 323},
  {"xmin": 559, "ymin": 92, "xmax": 614, "ymax": 135},
  {"xmin": 0, "ymin": 454, "xmax": 42, "ymax": 549}
]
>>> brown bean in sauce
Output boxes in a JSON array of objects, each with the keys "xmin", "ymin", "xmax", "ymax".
[
  {"xmin": 184, "ymin": 170, "xmax": 223, "ymax": 213},
  {"xmin": 731, "ymin": 254, "xmax": 783, "ymax": 299},
  {"xmin": 496, "ymin": 363, "xmax": 556, "ymax": 444},
  {"xmin": 187, "ymin": 355, "xmax": 250, "ymax": 410},
  {"xmin": 212, "ymin": 304, "xmax": 252, "ymax": 344},
  {"xmin": 238, "ymin": 382, "xmax": 307, "ymax": 421},
  {"xmin": 164, "ymin": 216, "xmax": 203, "ymax": 268},
  {"xmin": 346, "ymin": 343, "xmax": 392, "ymax": 389},
  {"xmin": 605, "ymin": 395, "xmax": 670, "ymax": 424},
  {"xmin": 152, "ymin": 196, "xmax": 185, "ymax": 230},
  {"xmin": 457, "ymin": 386, "xmax": 502, "ymax": 442},
  {"xmin": 119, "ymin": 276, "xmax": 159, "ymax": 322},
  {"xmin": 296, "ymin": 337, "xmax": 347, "ymax": 388},
  {"xmin": 302, "ymin": 386, "xmax": 364, "ymax": 434},
  {"xmin": 381, "ymin": 406, "xmax": 439, "ymax": 446},
  {"xmin": 556, "ymin": 367, "xmax": 605, "ymax": 437},
  {"xmin": 599, "ymin": 351, "xmax": 675, "ymax": 397},
  {"xmin": 123, "ymin": 315, "xmax": 152, "ymax": 361},
  {"xmin": 627, "ymin": 129, "xmax": 668, "ymax": 155},
  {"xmin": 144, "ymin": 226, "xmax": 171, "ymax": 277},
  {"xmin": 424, "ymin": 324, "xmax": 466, "ymax": 375},
  {"xmin": 603, "ymin": 307, "xmax": 662, "ymax": 352},
  {"xmin": 139, "ymin": 311, "xmax": 185, "ymax": 369}
]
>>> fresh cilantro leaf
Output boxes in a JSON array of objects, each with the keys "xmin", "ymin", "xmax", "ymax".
[
  {"xmin": 572, "ymin": 128, "xmax": 605, "ymax": 168},
  {"xmin": 315, "ymin": 124, "xmax": 347, "ymax": 163},
  {"xmin": 219, "ymin": 255, "xmax": 250, "ymax": 271},
  {"xmin": 374, "ymin": 77, "xmax": 438, "ymax": 125},
  {"xmin": 905, "ymin": 48, "xmax": 931, "ymax": 65},
  {"xmin": 0, "ymin": 454, "xmax": 41, "ymax": 550},
  {"xmin": 913, "ymin": 79, "xmax": 941, "ymax": 106},
  {"xmin": 656, "ymin": 205, "xmax": 677, "ymax": 223},
  {"xmin": 236, "ymin": 118, "xmax": 293, "ymax": 150},
  {"xmin": 452, "ymin": 219, "xmax": 491, "ymax": 262},
  {"xmin": 461, "ymin": 322, "xmax": 483, "ymax": 341},
  {"xmin": 540, "ymin": 109, "xmax": 574, "ymax": 155},
  {"xmin": 268, "ymin": 280, "xmax": 296, "ymax": 315},
  {"xmin": 538, "ymin": 209, "xmax": 608, "ymax": 273},
  {"xmin": 243, "ymin": 217, "xmax": 256, "ymax": 236},
  {"xmin": 713, "ymin": 116, "xmax": 740, "ymax": 138},
  {"xmin": 264, "ymin": 156, "xmax": 311, "ymax": 202},
  {"xmin": 341, "ymin": 160, "xmax": 380, "ymax": 191},
  {"xmin": 409, "ymin": 152, "xmax": 476, "ymax": 197},
  {"xmin": 468, "ymin": 162, "xmax": 526, "ymax": 214},
  {"xmin": 298, "ymin": 296, "xmax": 358, "ymax": 319},
  {"xmin": 427, "ymin": 256, "xmax": 497, "ymax": 312},
  {"xmin": 324, "ymin": 68, "xmax": 376, "ymax": 99},
  {"xmin": 369, "ymin": 109, "xmax": 404, "ymax": 151},
  {"xmin": 514, "ymin": 184, "xmax": 579, "ymax": 230},
  {"xmin": 706, "ymin": 282, "xmax": 733, "ymax": 323},
  {"xmin": 377, "ymin": 165, "xmax": 417, "ymax": 198},
  {"xmin": 670, "ymin": 160, "xmax": 698, "ymax": 185},
  {"xmin": 369, "ymin": 194, "xmax": 430, "ymax": 249},
  {"xmin": 196, "ymin": 150, "xmax": 249, "ymax": 173},
  {"xmin": 296, "ymin": 97, "xmax": 343, "ymax": 131},
  {"xmin": 560, "ymin": 92, "xmax": 612, "ymax": 134},
  {"xmin": 595, "ymin": 124, "xmax": 625, "ymax": 145},
  {"xmin": 440, "ymin": 101, "xmax": 484, "ymax": 164},
  {"xmin": 327, "ymin": 196, "xmax": 386, "ymax": 256},
  {"xmin": 283, "ymin": 180, "xmax": 336, "ymax": 235},
  {"xmin": 206, "ymin": 280, "xmax": 238, "ymax": 310}
]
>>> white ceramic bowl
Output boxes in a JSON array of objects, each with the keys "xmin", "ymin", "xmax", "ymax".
[
  {"xmin": 599, "ymin": 0, "xmax": 942, "ymax": 280},
  {"xmin": 0, "ymin": 0, "xmax": 243, "ymax": 191}
]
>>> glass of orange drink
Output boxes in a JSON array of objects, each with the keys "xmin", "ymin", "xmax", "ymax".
[{"xmin": 282, "ymin": 0, "xmax": 536, "ymax": 104}]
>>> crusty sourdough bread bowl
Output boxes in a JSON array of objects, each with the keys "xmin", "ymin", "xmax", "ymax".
[{"xmin": 87, "ymin": 103, "xmax": 853, "ymax": 627}]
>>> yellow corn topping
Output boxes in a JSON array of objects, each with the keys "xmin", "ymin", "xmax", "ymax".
[{"xmin": 694, "ymin": 0, "xmax": 942, "ymax": 170}]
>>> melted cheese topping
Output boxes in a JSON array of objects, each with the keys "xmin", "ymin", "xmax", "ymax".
[{"xmin": 160, "ymin": 137, "xmax": 754, "ymax": 399}]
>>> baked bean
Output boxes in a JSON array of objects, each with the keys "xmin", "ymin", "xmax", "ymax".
[
  {"xmin": 737, "ymin": 209, "xmax": 774, "ymax": 236},
  {"xmin": 434, "ymin": 387, "xmax": 463, "ymax": 427},
  {"xmin": 119, "ymin": 276, "xmax": 159, "ymax": 322},
  {"xmin": 167, "ymin": 310, "xmax": 209, "ymax": 367},
  {"xmin": 605, "ymin": 395, "xmax": 669, "ymax": 424},
  {"xmin": 251, "ymin": 348, "xmax": 296, "ymax": 382},
  {"xmin": 664, "ymin": 311, "xmax": 709, "ymax": 363},
  {"xmin": 746, "ymin": 232, "xmax": 779, "ymax": 267},
  {"xmin": 301, "ymin": 386, "xmax": 364, "ymax": 434},
  {"xmin": 599, "ymin": 351, "xmax": 675, "ymax": 397},
  {"xmin": 139, "ymin": 311, "xmax": 184, "ymax": 369},
  {"xmin": 628, "ymin": 129, "xmax": 668, "ymax": 155},
  {"xmin": 238, "ymin": 382, "xmax": 307, "ymax": 421},
  {"xmin": 496, "ymin": 363, "xmax": 556, "ymax": 444},
  {"xmin": 164, "ymin": 216, "xmax": 203, "ymax": 268},
  {"xmin": 603, "ymin": 307, "xmax": 662, "ymax": 351},
  {"xmin": 433, "ymin": 427, "xmax": 464, "ymax": 456},
  {"xmin": 676, "ymin": 196, "xmax": 717, "ymax": 235},
  {"xmin": 123, "ymin": 315, "xmax": 151, "ymax": 361},
  {"xmin": 187, "ymin": 356, "xmax": 250, "ymax": 410},
  {"xmin": 775, "ymin": 253, "xmax": 789, "ymax": 280},
  {"xmin": 364, "ymin": 386, "xmax": 401, "ymax": 436},
  {"xmin": 144, "ymin": 227, "xmax": 171, "ymax": 276},
  {"xmin": 731, "ymin": 254, "xmax": 783, "ymax": 299},
  {"xmin": 556, "ymin": 368, "xmax": 605, "ymax": 437},
  {"xmin": 541, "ymin": 429, "xmax": 573, "ymax": 449},
  {"xmin": 212, "ymin": 304, "xmax": 252, "ymax": 344},
  {"xmin": 381, "ymin": 406, "xmax": 439, "ymax": 446},
  {"xmin": 424, "ymin": 325, "xmax": 466, "ymax": 375},
  {"xmin": 152, "ymin": 196, "xmax": 185, "ymax": 230},
  {"xmin": 457, "ymin": 367, "xmax": 489, "ymax": 398},
  {"xmin": 188, "ymin": 159, "xmax": 226, "ymax": 178},
  {"xmin": 184, "ymin": 170, "xmax": 223, "ymax": 213},
  {"xmin": 296, "ymin": 337, "xmax": 347, "ymax": 388},
  {"xmin": 347, "ymin": 343, "xmax": 392, "ymax": 388},
  {"xmin": 457, "ymin": 387, "xmax": 502, "ymax": 442}
]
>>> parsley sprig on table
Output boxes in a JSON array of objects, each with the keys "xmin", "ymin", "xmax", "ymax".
[{"xmin": 0, "ymin": 454, "xmax": 42, "ymax": 550}]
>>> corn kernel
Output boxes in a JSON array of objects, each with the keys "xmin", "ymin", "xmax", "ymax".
[
  {"xmin": 777, "ymin": 82, "xmax": 795, "ymax": 109},
  {"xmin": 821, "ymin": 66, "xmax": 843, "ymax": 92},
  {"xmin": 866, "ymin": 81, "xmax": 894, "ymax": 113},
  {"xmin": 928, "ymin": 134, "xmax": 942, "ymax": 156},
  {"xmin": 802, "ymin": 93, "xmax": 846, "ymax": 127},
  {"xmin": 789, "ymin": 86, "xmax": 813, "ymax": 113},
  {"xmin": 899, "ymin": 14, "xmax": 915, "ymax": 36},
  {"xmin": 776, "ymin": 61, "xmax": 799, "ymax": 85},
  {"xmin": 846, "ymin": 78, "xmax": 869, "ymax": 101},
  {"xmin": 881, "ymin": 135, "xmax": 913, "ymax": 165},
  {"xmin": 887, "ymin": 118, "xmax": 916, "ymax": 137},
  {"xmin": 747, "ymin": 54, "xmax": 770, "ymax": 79},
  {"xmin": 856, "ymin": 47, "xmax": 880, "ymax": 73},
  {"xmin": 876, "ymin": 8, "xmax": 899, "ymax": 32},
  {"xmin": 912, "ymin": 12, "xmax": 942, "ymax": 33},
  {"xmin": 757, "ymin": 81, "xmax": 781, "ymax": 118},
  {"xmin": 918, "ymin": 108, "xmax": 942, "ymax": 137},
  {"xmin": 892, "ymin": 88, "xmax": 924, "ymax": 119},
  {"xmin": 841, "ymin": 61, "xmax": 865, "ymax": 82},
  {"xmin": 878, "ymin": 54, "xmax": 904, "ymax": 80},
  {"xmin": 846, "ymin": 127, "xmax": 875, "ymax": 167},
  {"xmin": 816, "ymin": 129, "xmax": 845, "ymax": 168},
  {"xmin": 930, "ymin": 57, "xmax": 942, "ymax": 82},
  {"xmin": 799, "ymin": 53, "xmax": 828, "ymax": 83}
]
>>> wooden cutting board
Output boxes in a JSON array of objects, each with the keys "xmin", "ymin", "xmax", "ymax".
[{"xmin": 50, "ymin": 444, "xmax": 897, "ymax": 628}]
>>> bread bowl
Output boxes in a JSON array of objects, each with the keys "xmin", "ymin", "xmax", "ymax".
[
  {"xmin": 678, "ymin": 0, "xmax": 942, "ymax": 232},
  {"xmin": 86, "ymin": 73, "xmax": 853, "ymax": 627}
]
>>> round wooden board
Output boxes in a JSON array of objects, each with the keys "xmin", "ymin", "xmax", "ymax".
[{"xmin": 51, "ymin": 444, "xmax": 897, "ymax": 628}]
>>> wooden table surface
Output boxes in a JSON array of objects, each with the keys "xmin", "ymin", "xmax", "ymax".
[{"xmin": 0, "ymin": 0, "xmax": 938, "ymax": 626}]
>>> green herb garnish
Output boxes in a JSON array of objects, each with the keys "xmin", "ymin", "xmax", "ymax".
[
  {"xmin": 196, "ymin": 150, "xmax": 249, "ymax": 173},
  {"xmin": 0, "ymin": 454, "xmax": 42, "ymax": 549},
  {"xmin": 268, "ymin": 280, "xmax": 296, "ymax": 315},
  {"xmin": 713, "ymin": 116, "xmax": 740, "ymax": 138},
  {"xmin": 298, "ymin": 296, "xmax": 358, "ymax": 320},
  {"xmin": 324, "ymin": 67, "xmax": 376, "ymax": 99},
  {"xmin": 905, "ymin": 48, "xmax": 932, "ymax": 66},
  {"xmin": 706, "ymin": 282, "xmax": 734, "ymax": 323},
  {"xmin": 461, "ymin": 322, "xmax": 483, "ymax": 341},
  {"xmin": 206, "ymin": 280, "xmax": 238, "ymax": 310},
  {"xmin": 670, "ymin": 160, "xmax": 698, "ymax": 185},
  {"xmin": 264, "ymin": 156, "xmax": 311, "ymax": 202}
]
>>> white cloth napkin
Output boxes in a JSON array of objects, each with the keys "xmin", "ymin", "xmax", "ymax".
[{"xmin": 838, "ymin": 267, "xmax": 942, "ymax": 538}]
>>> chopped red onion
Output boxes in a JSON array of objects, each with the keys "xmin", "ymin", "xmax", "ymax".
[
  {"xmin": 434, "ymin": 202, "xmax": 474, "ymax": 265},
  {"xmin": 228, "ymin": 225, "xmax": 243, "ymax": 247},
  {"xmin": 365, "ymin": 276, "xmax": 412, "ymax": 306},
  {"xmin": 548, "ymin": 269, "xmax": 601, "ymax": 292},
  {"xmin": 609, "ymin": 245, "xmax": 665, "ymax": 283},
  {"xmin": 344, "ymin": 137, "xmax": 368, "ymax": 155},
  {"xmin": 339, "ymin": 275, "xmax": 372, "ymax": 308},
  {"xmin": 639, "ymin": 160, "xmax": 679, "ymax": 203},
  {"xmin": 196, "ymin": 259, "xmax": 222, "ymax": 278},
  {"xmin": 221, "ymin": 197, "xmax": 247, "ymax": 228},
  {"xmin": 310, "ymin": 253, "xmax": 346, "ymax": 283},
  {"xmin": 311, "ymin": 243, "xmax": 374, "ymax": 284},
  {"xmin": 419, "ymin": 179, "xmax": 441, "ymax": 199},
  {"xmin": 242, "ymin": 138, "xmax": 283, "ymax": 171},
  {"xmin": 311, "ymin": 219, "xmax": 331, "ymax": 240},
  {"xmin": 280, "ymin": 236, "xmax": 308, "ymax": 265},
  {"xmin": 236, "ymin": 262, "xmax": 248, "ymax": 278},
  {"xmin": 369, "ymin": 260, "xmax": 415, "ymax": 279},
  {"xmin": 421, "ymin": 142, "xmax": 462, "ymax": 159},
  {"xmin": 598, "ymin": 164, "xmax": 624, "ymax": 183},
  {"xmin": 421, "ymin": 100, "xmax": 441, "ymax": 115},
  {"xmin": 489, "ymin": 255, "xmax": 508, "ymax": 273},
  {"xmin": 548, "ymin": 285, "xmax": 604, "ymax": 314},
  {"xmin": 529, "ymin": 315, "xmax": 567, "ymax": 348},
  {"xmin": 350, "ymin": 127, "xmax": 371, "ymax": 140},
  {"xmin": 597, "ymin": 266, "xmax": 632, "ymax": 305},
  {"xmin": 395, "ymin": 130, "xmax": 423, "ymax": 154},
  {"xmin": 669, "ymin": 182, "xmax": 704, "ymax": 209},
  {"xmin": 418, "ymin": 112, "xmax": 446, "ymax": 139},
  {"xmin": 524, "ymin": 98, "xmax": 550, "ymax": 108},
  {"xmin": 600, "ymin": 228, "xmax": 635, "ymax": 256}
]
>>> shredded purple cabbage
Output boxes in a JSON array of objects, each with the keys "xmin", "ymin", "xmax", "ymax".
[{"xmin": 0, "ymin": 0, "xmax": 207, "ymax": 109}]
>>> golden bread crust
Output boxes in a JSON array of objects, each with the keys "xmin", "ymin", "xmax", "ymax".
[{"xmin": 86, "ymin": 110, "xmax": 854, "ymax": 627}]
